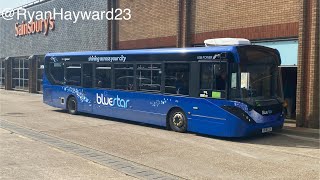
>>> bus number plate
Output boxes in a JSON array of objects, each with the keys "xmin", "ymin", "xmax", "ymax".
[{"xmin": 262, "ymin": 127, "xmax": 272, "ymax": 133}]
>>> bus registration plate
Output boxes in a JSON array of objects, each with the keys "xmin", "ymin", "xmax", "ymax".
[{"xmin": 262, "ymin": 127, "xmax": 272, "ymax": 133}]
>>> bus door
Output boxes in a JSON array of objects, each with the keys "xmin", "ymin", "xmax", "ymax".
[
  {"xmin": 188, "ymin": 61, "xmax": 228, "ymax": 135},
  {"xmin": 199, "ymin": 62, "xmax": 227, "ymax": 99}
]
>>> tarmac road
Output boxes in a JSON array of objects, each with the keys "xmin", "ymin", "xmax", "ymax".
[{"xmin": 0, "ymin": 90, "xmax": 319, "ymax": 180}]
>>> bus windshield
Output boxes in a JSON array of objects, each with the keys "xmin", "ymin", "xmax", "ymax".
[{"xmin": 230, "ymin": 46, "xmax": 282, "ymax": 105}]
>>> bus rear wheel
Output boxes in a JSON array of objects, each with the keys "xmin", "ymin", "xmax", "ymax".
[
  {"xmin": 67, "ymin": 96, "xmax": 78, "ymax": 115},
  {"xmin": 169, "ymin": 109, "xmax": 187, "ymax": 132}
]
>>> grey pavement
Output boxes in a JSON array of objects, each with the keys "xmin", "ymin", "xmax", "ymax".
[
  {"xmin": 0, "ymin": 128, "xmax": 136, "ymax": 180},
  {"xmin": 0, "ymin": 90, "xmax": 319, "ymax": 180},
  {"xmin": 282, "ymin": 122, "xmax": 319, "ymax": 139}
]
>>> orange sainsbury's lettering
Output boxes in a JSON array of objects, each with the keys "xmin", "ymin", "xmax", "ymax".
[
  {"xmin": 15, "ymin": 17, "xmax": 55, "ymax": 37},
  {"xmin": 49, "ymin": 18, "xmax": 55, "ymax": 30},
  {"xmin": 15, "ymin": 23, "xmax": 19, "ymax": 37}
]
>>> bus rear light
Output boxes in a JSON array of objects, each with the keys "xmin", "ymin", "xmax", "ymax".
[{"xmin": 222, "ymin": 106, "xmax": 255, "ymax": 123}]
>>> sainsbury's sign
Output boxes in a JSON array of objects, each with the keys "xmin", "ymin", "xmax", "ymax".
[{"xmin": 15, "ymin": 17, "xmax": 55, "ymax": 37}]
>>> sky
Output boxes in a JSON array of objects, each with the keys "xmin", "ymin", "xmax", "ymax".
[{"xmin": 0, "ymin": 0, "xmax": 35, "ymax": 12}]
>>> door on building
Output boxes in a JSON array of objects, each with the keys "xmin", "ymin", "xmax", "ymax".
[{"xmin": 281, "ymin": 67, "xmax": 297, "ymax": 119}]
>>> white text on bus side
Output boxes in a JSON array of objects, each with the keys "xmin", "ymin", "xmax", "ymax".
[{"xmin": 96, "ymin": 93, "xmax": 130, "ymax": 108}]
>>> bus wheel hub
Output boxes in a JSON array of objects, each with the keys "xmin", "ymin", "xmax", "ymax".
[{"xmin": 173, "ymin": 113, "xmax": 183, "ymax": 127}]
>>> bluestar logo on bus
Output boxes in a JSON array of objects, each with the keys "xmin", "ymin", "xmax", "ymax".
[{"xmin": 96, "ymin": 93, "xmax": 130, "ymax": 108}]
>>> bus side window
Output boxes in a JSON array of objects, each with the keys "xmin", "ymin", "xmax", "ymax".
[
  {"xmin": 95, "ymin": 65, "xmax": 112, "ymax": 88},
  {"xmin": 82, "ymin": 64, "xmax": 93, "ymax": 88},
  {"xmin": 48, "ymin": 62, "xmax": 64, "ymax": 85},
  {"xmin": 65, "ymin": 64, "xmax": 81, "ymax": 86},
  {"xmin": 165, "ymin": 63, "xmax": 189, "ymax": 95},
  {"xmin": 115, "ymin": 64, "xmax": 134, "ymax": 90},
  {"xmin": 136, "ymin": 64, "xmax": 161, "ymax": 92}
]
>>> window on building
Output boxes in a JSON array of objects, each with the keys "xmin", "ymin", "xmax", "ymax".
[
  {"xmin": 136, "ymin": 64, "xmax": 161, "ymax": 92},
  {"xmin": 95, "ymin": 65, "xmax": 112, "ymax": 88},
  {"xmin": 165, "ymin": 63, "xmax": 189, "ymax": 95},
  {"xmin": 115, "ymin": 64, "xmax": 134, "ymax": 90},
  {"xmin": 12, "ymin": 58, "xmax": 29, "ymax": 91}
]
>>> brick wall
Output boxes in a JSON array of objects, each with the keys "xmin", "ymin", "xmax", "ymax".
[
  {"xmin": 118, "ymin": 0, "xmax": 179, "ymax": 49},
  {"xmin": 194, "ymin": 0, "xmax": 299, "ymax": 33},
  {"xmin": 116, "ymin": 0, "xmax": 300, "ymax": 48},
  {"xmin": 296, "ymin": 0, "xmax": 319, "ymax": 128},
  {"xmin": 191, "ymin": 0, "xmax": 300, "ymax": 44}
]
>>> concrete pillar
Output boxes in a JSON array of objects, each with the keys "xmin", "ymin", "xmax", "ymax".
[
  {"xmin": 28, "ymin": 55, "xmax": 37, "ymax": 93},
  {"xmin": 4, "ymin": 57, "xmax": 12, "ymax": 90},
  {"xmin": 296, "ymin": 0, "xmax": 319, "ymax": 128}
]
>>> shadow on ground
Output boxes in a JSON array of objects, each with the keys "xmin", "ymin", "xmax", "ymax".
[{"xmin": 52, "ymin": 110, "xmax": 320, "ymax": 150}]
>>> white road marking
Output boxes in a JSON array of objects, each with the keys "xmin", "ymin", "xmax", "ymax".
[{"xmin": 228, "ymin": 149, "xmax": 259, "ymax": 159}]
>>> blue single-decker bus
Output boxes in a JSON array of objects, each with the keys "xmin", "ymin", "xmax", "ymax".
[{"xmin": 43, "ymin": 42, "xmax": 285, "ymax": 137}]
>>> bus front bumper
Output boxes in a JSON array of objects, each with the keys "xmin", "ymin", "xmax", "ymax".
[{"xmin": 235, "ymin": 118, "xmax": 285, "ymax": 137}]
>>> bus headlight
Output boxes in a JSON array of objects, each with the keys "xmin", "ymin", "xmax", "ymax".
[{"xmin": 221, "ymin": 106, "xmax": 255, "ymax": 123}]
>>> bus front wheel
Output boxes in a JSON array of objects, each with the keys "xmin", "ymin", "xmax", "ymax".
[
  {"xmin": 67, "ymin": 96, "xmax": 78, "ymax": 115},
  {"xmin": 169, "ymin": 109, "xmax": 187, "ymax": 133}
]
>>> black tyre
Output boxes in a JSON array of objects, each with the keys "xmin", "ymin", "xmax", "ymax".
[
  {"xmin": 169, "ymin": 109, "xmax": 187, "ymax": 132},
  {"xmin": 67, "ymin": 96, "xmax": 78, "ymax": 115}
]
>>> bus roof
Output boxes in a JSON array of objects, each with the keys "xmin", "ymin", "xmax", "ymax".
[{"xmin": 46, "ymin": 46, "xmax": 239, "ymax": 57}]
